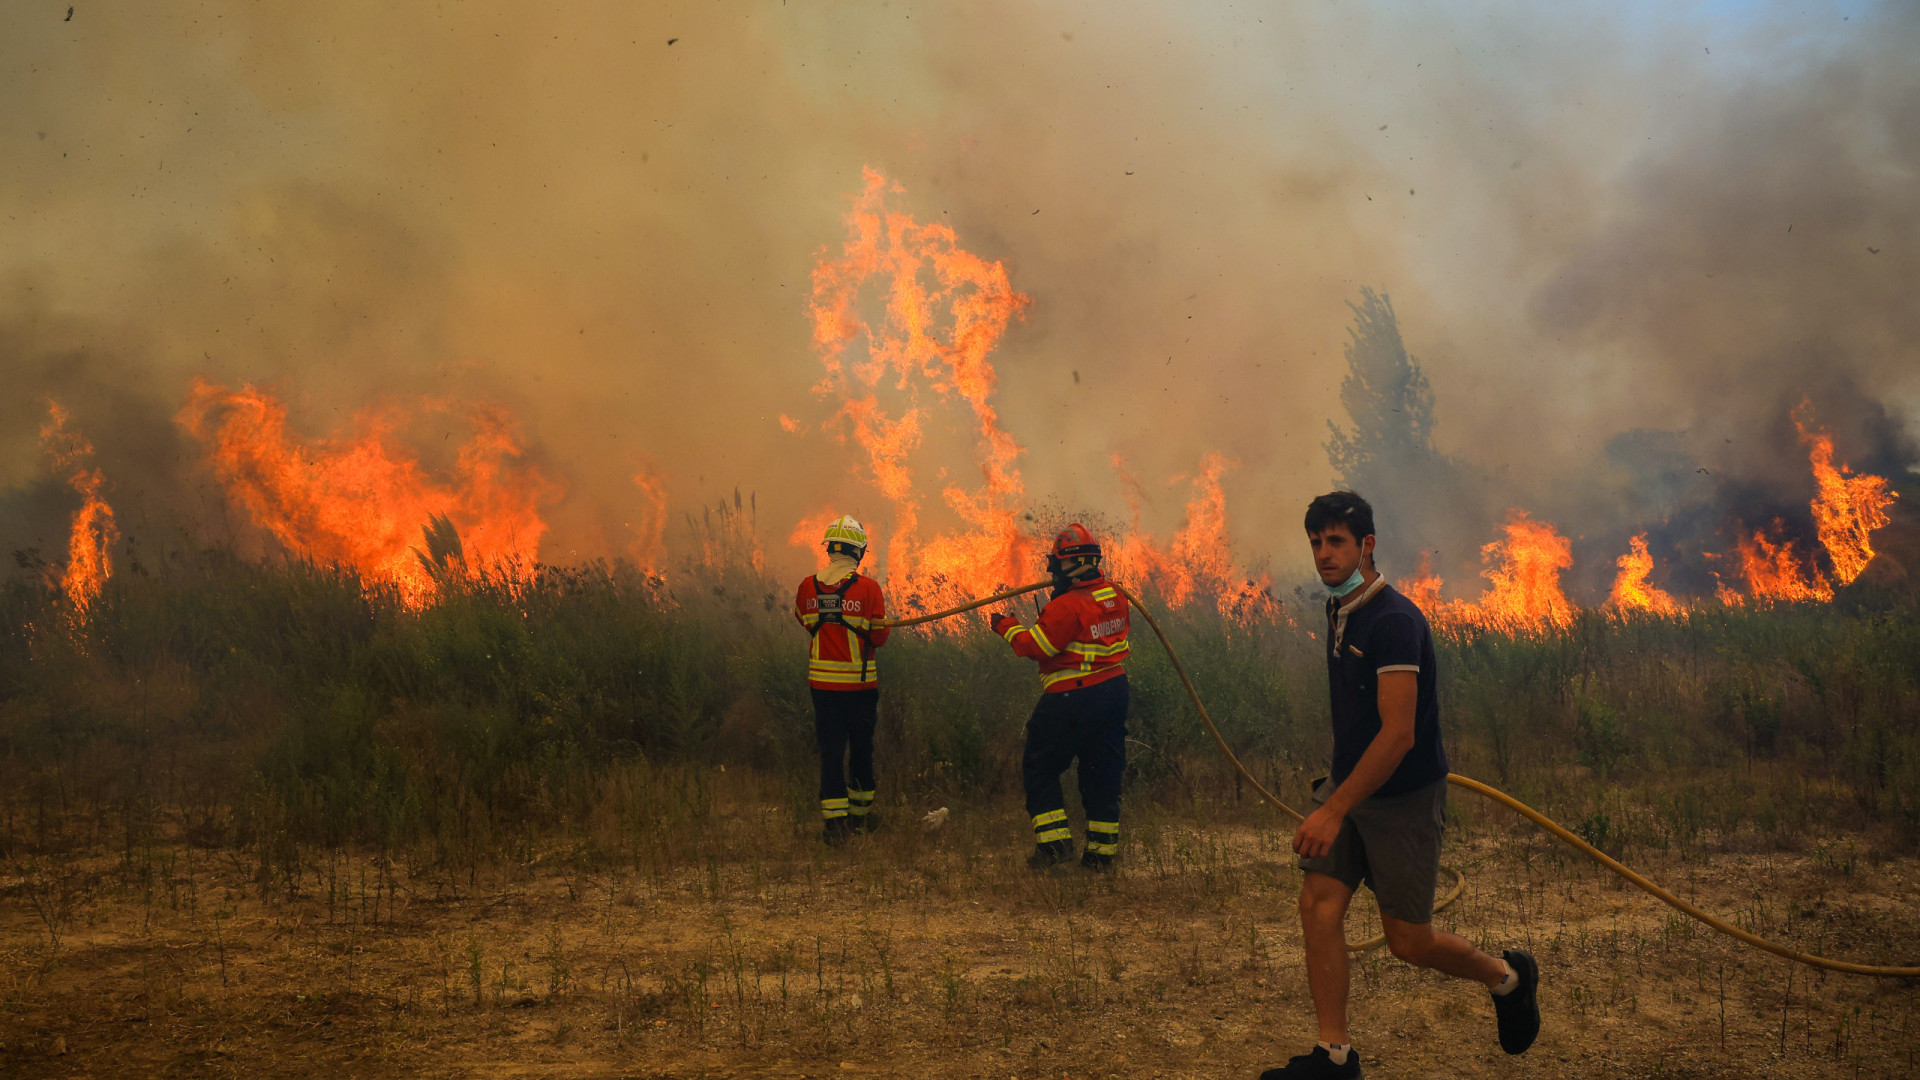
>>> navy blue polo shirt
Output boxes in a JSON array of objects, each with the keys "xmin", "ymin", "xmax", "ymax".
[{"xmin": 1325, "ymin": 580, "xmax": 1448, "ymax": 797}]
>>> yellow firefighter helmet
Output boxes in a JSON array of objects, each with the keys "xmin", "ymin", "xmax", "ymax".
[{"xmin": 822, "ymin": 514, "xmax": 868, "ymax": 558}]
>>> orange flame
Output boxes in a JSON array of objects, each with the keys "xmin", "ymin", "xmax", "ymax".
[
  {"xmin": 39, "ymin": 402, "xmax": 119, "ymax": 615},
  {"xmin": 807, "ymin": 168, "xmax": 1034, "ymax": 609},
  {"xmin": 177, "ymin": 380, "xmax": 558, "ymax": 606},
  {"xmin": 1722, "ymin": 524, "xmax": 1834, "ymax": 604},
  {"xmin": 1107, "ymin": 452, "xmax": 1275, "ymax": 617},
  {"xmin": 1707, "ymin": 406, "xmax": 1892, "ymax": 605},
  {"xmin": 1396, "ymin": 552, "xmax": 1445, "ymax": 612},
  {"xmin": 628, "ymin": 465, "xmax": 670, "ymax": 575},
  {"xmin": 1795, "ymin": 408, "xmax": 1895, "ymax": 586},
  {"xmin": 788, "ymin": 507, "xmax": 842, "ymax": 573},
  {"xmin": 1431, "ymin": 510, "xmax": 1576, "ymax": 633},
  {"xmin": 1606, "ymin": 533, "xmax": 1682, "ymax": 615},
  {"xmin": 1405, "ymin": 406, "xmax": 1893, "ymax": 618}
]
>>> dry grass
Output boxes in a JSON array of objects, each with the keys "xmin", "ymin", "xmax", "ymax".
[
  {"xmin": 3, "ymin": 779, "xmax": 1918, "ymax": 1080},
  {"xmin": 4, "ymin": 548, "xmax": 1919, "ymax": 1076}
]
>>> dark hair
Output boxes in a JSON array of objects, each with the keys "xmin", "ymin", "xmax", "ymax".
[{"xmin": 1304, "ymin": 490, "xmax": 1376, "ymax": 543}]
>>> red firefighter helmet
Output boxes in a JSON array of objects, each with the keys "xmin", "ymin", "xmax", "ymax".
[{"xmin": 1051, "ymin": 523, "xmax": 1101, "ymax": 562}]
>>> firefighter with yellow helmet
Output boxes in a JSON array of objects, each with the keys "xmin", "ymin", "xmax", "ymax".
[{"xmin": 794, "ymin": 514, "xmax": 891, "ymax": 845}]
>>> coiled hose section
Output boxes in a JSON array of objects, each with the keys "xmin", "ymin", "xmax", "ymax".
[{"xmin": 879, "ymin": 579, "xmax": 1920, "ymax": 975}]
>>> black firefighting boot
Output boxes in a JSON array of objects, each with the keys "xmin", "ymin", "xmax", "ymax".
[
  {"xmin": 822, "ymin": 816, "xmax": 853, "ymax": 847},
  {"xmin": 1079, "ymin": 849, "xmax": 1113, "ymax": 872},
  {"xmin": 1027, "ymin": 839, "xmax": 1075, "ymax": 870}
]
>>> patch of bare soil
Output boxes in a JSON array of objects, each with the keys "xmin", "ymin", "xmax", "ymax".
[{"xmin": 3, "ymin": 803, "xmax": 1918, "ymax": 1079}]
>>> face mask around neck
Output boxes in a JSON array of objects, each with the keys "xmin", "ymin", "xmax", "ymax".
[{"xmin": 1326, "ymin": 567, "xmax": 1366, "ymax": 598}]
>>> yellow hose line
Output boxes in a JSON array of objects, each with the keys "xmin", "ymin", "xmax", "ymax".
[
  {"xmin": 1114, "ymin": 580, "xmax": 1920, "ymax": 976},
  {"xmin": 1443, "ymin": 773, "xmax": 1920, "ymax": 977},
  {"xmin": 916, "ymin": 577, "xmax": 1920, "ymax": 975},
  {"xmin": 875, "ymin": 580, "xmax": 1053, "ymax": 628}
]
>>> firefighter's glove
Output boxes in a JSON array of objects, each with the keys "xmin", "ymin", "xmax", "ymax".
[{"xmin": 989, "ymin": 614, "xmax": 1020, "ymax": 638}]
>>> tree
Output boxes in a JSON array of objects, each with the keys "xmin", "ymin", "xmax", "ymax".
[
  {"xmin": 1322, "ymin": 289, "xmax": 1489, "ymax": 579},
  {"xmin": 1324, "ymin": 288, "xmax": 1440, "ymax": 493}
]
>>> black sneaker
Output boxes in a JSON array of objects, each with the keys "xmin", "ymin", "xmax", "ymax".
[
  {"xmin": 1492, "ymin": 949, "xmax": 1540, "ymax": 1054},
  {"xmin": 1258, "ymin": 1044, "xmax": 1361, "ymax": 1079},
  {"xmin": 850, "ymin": 811, "xmax": 880, "ymax": 834},
  {"xmin": 1026, "ymin": 840, "xmax": 1075, "ymax": 870},
  {"xmin": 822, "ymin": 817, "xmax": 852, "ymax": 847}
]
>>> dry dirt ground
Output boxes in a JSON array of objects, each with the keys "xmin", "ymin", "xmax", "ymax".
[{"xmin": 3, "ymin": 797, "xmax": 1919, "ymax": 1080}]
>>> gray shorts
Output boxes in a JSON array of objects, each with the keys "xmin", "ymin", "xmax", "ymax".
[{"xmin": 1298, "ymin": 776, "xmax": 1446, "ymax": 924}]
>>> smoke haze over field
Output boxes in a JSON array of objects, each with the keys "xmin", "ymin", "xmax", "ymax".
[{"xmin": 3, "ymin": 1, "xmax": 1916, "ymax": 597}]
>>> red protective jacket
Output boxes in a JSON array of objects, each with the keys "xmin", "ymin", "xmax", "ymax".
[
  {"xmin": 795, "ymin": 572, "xmax": 890, "ymax": 690},
  {"xmin": 990, "ymin": 576, "xmax": 1130, "ymax": 692}
]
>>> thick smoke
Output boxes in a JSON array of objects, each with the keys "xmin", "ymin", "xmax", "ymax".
[{"xmin": 2, "ymin": 1, "xmax": 1914, "ymax": 595}]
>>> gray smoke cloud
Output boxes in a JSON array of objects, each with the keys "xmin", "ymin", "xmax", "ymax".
[{"xmin": 2, "ymin": 1, "xmax": 1913, "ymax": 599}]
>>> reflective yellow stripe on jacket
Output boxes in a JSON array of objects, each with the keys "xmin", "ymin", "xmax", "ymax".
[
  {"xmin": 1038, "ymin": 639, "xmax": 1130, "ymax": 688},
  {"xmin": 1001, "ymin": 621, "xmax": 1062, "ymax": 657},
  {"xmin": 810, "ymin": 631, "xmax": 871, "ymax": 685}
]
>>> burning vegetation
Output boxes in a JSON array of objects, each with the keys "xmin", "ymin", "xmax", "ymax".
[
  {"xmin": 16, "ymin": 175, "xmax": 1904, "ymax": 635},
  {"xmin": 794, "ymin": 169, "xmax": 1273, "ymax": 616},
  {"xmin": 1606, "ymin": 533, "xmax": 1682, "ymax": 617},
  {"xmin": 175, "ymin": 379, "xmax": 559, "ymax": 608},
  {"xmin": 1799, "ymin": 408, "xmax": 1895, "ymax": 588},
  {"xmin": 1391, "ymin": 405, "xmax": 1896, "ymax": 634},
  {"xmin": 628, "ymin": 465, "xmax": 671, "ymax": 576},
  {"xmin": 800, "ymin": 167, "xmax": 1036, "ymax": 607},
  {"xmin": 1106, "ymin": 451, "xmax": 1277, "ymax": 620},
  {"xmin": 1428, "ymin": 510, "xmax": 1579, "ymax": 634},
  {"xmin": 36, "ymin": 402, "xmax": 119, "ymax": 617}
]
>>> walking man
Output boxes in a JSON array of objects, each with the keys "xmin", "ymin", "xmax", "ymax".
[
  {"xmin": 1264, "ymin": 491, "xmax": 1540, "ymax": 1078},
  {"xmin": 990, "ymin": 523, "xmax": 1131, "ymax": 870},
  {"xmin": 794, "ymin": 514, "xmax": 890, "ymax": 845}
]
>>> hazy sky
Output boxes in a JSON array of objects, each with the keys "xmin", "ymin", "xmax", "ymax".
[{"xmin": 3, "ymin": 0, "xmax": 1913, "ymax": 588}]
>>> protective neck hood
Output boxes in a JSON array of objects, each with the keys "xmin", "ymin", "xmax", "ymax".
[
  {"xmin": 818, "ymin": 553, "xmax": 861, "ymax": 587},
  {"xmin": 1325, "ymin": 567, "xmax": 1366, "ymax": 598},
  {"xmin": 1048, "ymin": 558, "xmax": 1103, "ymax": 598}
]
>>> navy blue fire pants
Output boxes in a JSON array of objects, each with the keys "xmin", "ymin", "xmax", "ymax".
[
  {"xmin": 1022, "ymin": 675, "xmax": 1129, "ymax": 858},
  {"xmin": 812, "ymin": 687, "xmax": 877, "ymax": 822}
]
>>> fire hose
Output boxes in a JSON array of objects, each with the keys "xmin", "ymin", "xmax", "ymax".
[{"xmin": 878, "ymin": 579, "xmax": 1920, "ymax": 976}]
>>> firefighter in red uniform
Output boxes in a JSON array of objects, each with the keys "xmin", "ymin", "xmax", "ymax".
[
  {"xmin": 795, "ymin": 515, "xmax": 891, "ymax": 846},
  {"xmin": 990, "ymin": 523, "xmax": 1131, "ymax": 870}
]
